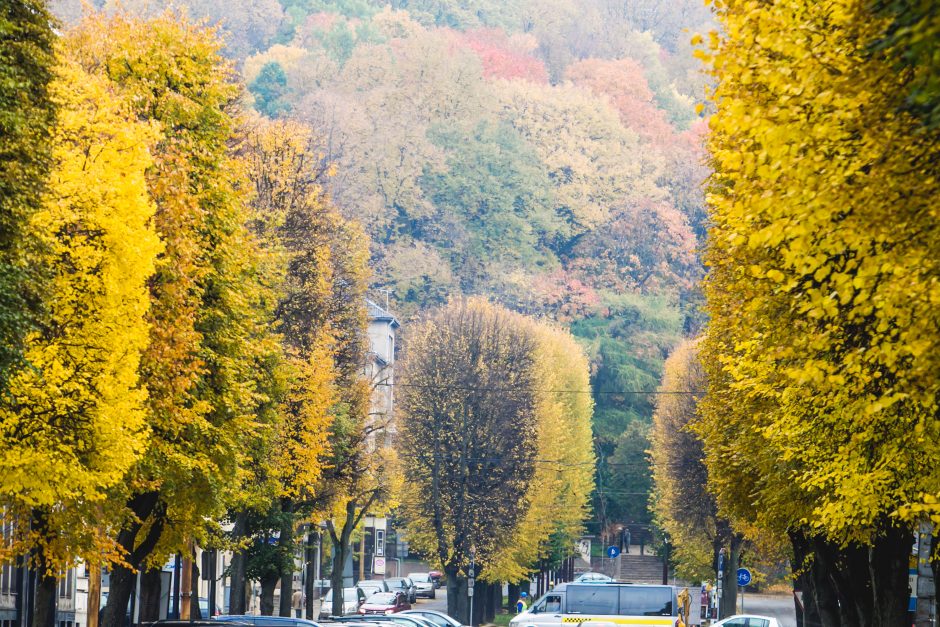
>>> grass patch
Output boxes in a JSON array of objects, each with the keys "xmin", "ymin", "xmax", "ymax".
[{"xmin": 492, "ymin": 612, "xmax": 513, "ymax": 627}]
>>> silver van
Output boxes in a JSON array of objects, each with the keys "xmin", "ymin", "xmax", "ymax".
[{"xmin": 509, "ymin": 583, "xmax": 680, "ymax": 627}]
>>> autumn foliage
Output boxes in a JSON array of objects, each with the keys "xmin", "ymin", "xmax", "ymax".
[
  {"xmin": 698, "ymin": 0, "xmax": 940, "ymax": 623},
  {"xmin": 398, "ymin": 299, "xmax": 594, "ymax": 623}
]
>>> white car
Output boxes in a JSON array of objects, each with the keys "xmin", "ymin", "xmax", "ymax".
[
  {"xmin": 408, "ymin": 572, "xmax": 437, "ymax": 599},
  {"xmin": 711, "ymin": 615, "xmax": 780, "ymax": 627}
]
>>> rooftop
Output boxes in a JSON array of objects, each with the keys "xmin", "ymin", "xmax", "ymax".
[{"xmin": 367, "ymin": 299, "xmax": 400, "ymax": 327}]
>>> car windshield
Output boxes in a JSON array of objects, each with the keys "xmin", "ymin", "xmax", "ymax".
[
  {"xmin": 410, "ymin": 574, "xmax": 429, "ymax": 582},
  {"xmin": 369, "ymin": 593, "xmax": 396, "ymax": 605},
  {"xmin": 387, "ymin": 579, "xmax": 406, "ymax": 588}
]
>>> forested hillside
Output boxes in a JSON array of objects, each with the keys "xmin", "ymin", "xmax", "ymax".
[{"xmin": 51, "ymin": 0, "xmax": 712, "ymax": 534}]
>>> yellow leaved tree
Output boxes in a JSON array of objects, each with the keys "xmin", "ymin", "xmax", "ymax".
[
  {"xmin": 0, "ymin": 57, "xmax": 161, "ymax": 625},
  {"xmin": 698, "ymin": 0, "xmax": 940, "ymax": 624}
]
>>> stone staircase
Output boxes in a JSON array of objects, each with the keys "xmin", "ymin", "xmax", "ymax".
[{"xmin": 618, "ymin": 548, "xmax": 665, "ymax": 584}]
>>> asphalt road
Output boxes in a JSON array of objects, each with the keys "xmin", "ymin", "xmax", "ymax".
[
  {"xmin": 733, "ymin": 593, "xmax": 797, "ymax": 627},
  {"xmin": 421, "ymin": 586, "xmax": 448, "ymax": 613},
  {"xmin": 416, "ymin": 586, "xmax": 796, "ymax": 627}
]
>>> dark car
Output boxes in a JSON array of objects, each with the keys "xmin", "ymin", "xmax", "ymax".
[
  {"xmin": 384, "ymin": 578, "xmax": 416, "ymax": 604},
  {"xmin": 214, "ymin": 615, "xmax": 321, "ymax": 627},
  {"xmin": 427, "ymin": 572, "xmax": 443, "ymax": 589}
]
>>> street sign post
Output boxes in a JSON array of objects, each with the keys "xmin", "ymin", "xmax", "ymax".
[
  {"xmin": 736, "ymin": 568, "xmax": 752, "ymax": 613},
  {"xmin": 606, "ymin": 545, "xmax": 620, "ymax": 558}
]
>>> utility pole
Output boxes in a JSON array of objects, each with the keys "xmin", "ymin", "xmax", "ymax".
[
  {"xmin": 87, "ymin": 563, "xmax": 101, "ymax": 627},
  {"xmin": 468, "ymin": 547, "xmax": 476, "ymax": 627},
  {"xmin": 359, "ymin": 528, "xmax": 366, "ymax": 582},
  {"xmin": 180, "ymin": 550, "xmax": 192, "ymax": 620}
]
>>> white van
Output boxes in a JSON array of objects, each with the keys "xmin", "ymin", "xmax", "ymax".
[{"xmin": 509, "ymin": 583, "xmax": 682, "ymax": 627}]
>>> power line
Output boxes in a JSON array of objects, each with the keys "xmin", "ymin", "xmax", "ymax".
[{"xmin": 375, "ymin": 381, "xmax": 701, "ymax": 395}]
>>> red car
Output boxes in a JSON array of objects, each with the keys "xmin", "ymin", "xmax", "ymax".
[{"xmin": 358, "ymin": 591, "xmax": 412, "ymax": 615}]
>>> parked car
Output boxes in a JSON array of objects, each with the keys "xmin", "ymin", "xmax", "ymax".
[
  {"xmin": 320, "ymin": 587, "xmax": 367, "ymax": 619},
  {"xmin": 406, "ymin": 573, "xmax": 435, "ymax": 599},
  {"xmin": 332, "ymin": 614, "xmax": 436, "ymax": 627},
  {"xmin": 358, "ymin": 580, "xmax": 391, "ymax": 599},
  {"xmin": 711, "ymin": 615, "xmax": 779, "ymax": 627},
  {"xmin": 358, "ymin": 592, "xmax": 411, "ymax": 616},
  {"xmin": 401, "ymin": 609, "xmax": 463, "ymax": 627},
  {"xmin": 427, "ymin": 572, "xmax": 443, "ymax": 589},
  {"xmin": 214, "ymin": 615, "xmax": 321, "ymax": 627},
  {"xmin": 384, "ymin": 578, "xmax": 416, "ymax": 604},
  {"xmin": 198, "ymin": 597, "xmax": 221, "ymax": 617}
]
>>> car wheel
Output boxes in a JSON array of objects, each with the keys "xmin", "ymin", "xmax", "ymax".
[{"xmin": 431, "ymin": 591, "xmax": 436, "ymax": 600}]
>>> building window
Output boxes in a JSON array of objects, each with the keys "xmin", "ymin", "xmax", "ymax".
[
  {"xmin": 58, "ymin": 568, "xmax": 74, "ymax": 599},
  {"xmin": 1, "ymin": 517, "xmax": 14, "ymax": 596}
]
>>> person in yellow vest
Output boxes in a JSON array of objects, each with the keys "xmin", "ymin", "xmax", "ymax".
[
  {"xmin": 676, "ymin": 588, "xmax": 691, "ymax": 627},
  {"xmin": 516, "ymin": 592, "xmax": 529, "ymax": 614}
]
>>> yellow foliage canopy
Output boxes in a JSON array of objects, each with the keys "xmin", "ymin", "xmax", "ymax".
[
  {"xmin": 0, "ymin": 59, "xmax": 161, "ymax": 564},
  {"xmin": 698, "ymin": 0, "xmax": 940, "ymax": 543}
]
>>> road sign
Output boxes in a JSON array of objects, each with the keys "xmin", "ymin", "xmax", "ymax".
[
  {"xmin": 468, "ymin": 578, "xmax": 475, "ymax": 589},
  {"xmin": 736, "ymin": 568, "xmax": 752, "ymax": 587},
  {"xmin": 606, "ymin": 545, "xmax": 621, "ymax": 558}
]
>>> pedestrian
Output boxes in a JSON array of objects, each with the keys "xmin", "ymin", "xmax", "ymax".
[
  {"xmin": 624, "ymin": 529, "xmax": 631, "ymax": 554},
  {"xmin": 516, "ymin": 592, "xmax": 528, "ymax": 614},
  {"xmin": 292, "ymin": 589, "xmax": 303, "ymax": 618}
]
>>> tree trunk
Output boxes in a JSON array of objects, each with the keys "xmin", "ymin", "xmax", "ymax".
[
  {"xmin": 328, "ymin": 499, "xmax": 366, "ymax": 618},
  {"xmin": 789, "ymin": 530, "xmax": 821, "ymax": 627},
  {"xmin": 843, "ymin": 542, "xmax": 873, "ymax": 626},
  {"xmin": 806, "ymin": 547, "xmax": 842, "ymax": 627},
  {"xmin": 868, "ymin": 523, "xmax": 914, "ymax": 627},
  {"xmin": 470, "ymin": 580, "xmax": 485, "ymax": 627},
  {"xmin": 507, "ymin": 583, "xmax": 519, "ymax": 613},
  {"xmin": 447, "ymin": 574, "xmax": 469, "ymax": 626},
  {"xmin": 32, "ymin": 569, "xmax": 57, "ymax": 627},
  {"xmin": 103, "ymin": 562, "xmax": 135, "ymax": 627},
  {"xmin": 718, "ymin": 535, "xmax": 742, "ymax": 619},
  {"xmin": 304, "ymin": 530, "xmax": 316, "ymax": 620},
  {"xmin": 279, "ymin": 500, "xmax": 295, "ymax": 617},
  {"xmin": 30, "ymin": 509, "xmax": 57, "ymax": 627},
  {"xmin": 101, "ymin": 492, "xmax": 165, "ymax": 627},
  {"xmin": 138, "ymin": 568, "xmax": 163, "ymax": 623},
  {"xmin": 229, "ymin": 512, "xmax": 248, "ymax": 615},
  {"xmin": 490, "ymin": 582, "xmax": 502, "ymax": 620},
  {"xmin": 260, "ymin": 574, "xmax": 278, "ymax": 616}
]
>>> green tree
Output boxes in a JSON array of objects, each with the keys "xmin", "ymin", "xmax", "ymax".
[
  {"xmin": 0, "ymin": 0, "xmax": 56, "ymax": 391},
  {"xmin": 250, "ymin": 61, "xmax": 292, "ymax": 118}
]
